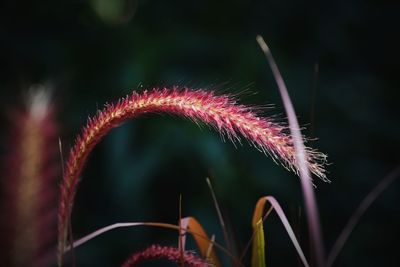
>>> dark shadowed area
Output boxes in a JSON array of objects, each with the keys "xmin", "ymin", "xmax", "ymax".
[{"xmin": 0, "ymin": 0, "xmax": 399, "ymax": 266}]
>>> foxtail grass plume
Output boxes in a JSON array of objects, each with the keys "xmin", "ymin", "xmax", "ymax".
[
  {"xmin": 122, "ymin": 245, "xmax": 210, "ymax": 267},
  {"xmin": 58, "ymin": 87, "xmax": 327, "ymax": 264},
  {"xmin": 1, "ymin": 88, "xmax": 59, "ymax": 266}
]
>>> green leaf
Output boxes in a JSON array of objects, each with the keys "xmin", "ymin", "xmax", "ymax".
[{"xmin": 251, "ymin": 218, "xmax": 266, "ymax": 267}]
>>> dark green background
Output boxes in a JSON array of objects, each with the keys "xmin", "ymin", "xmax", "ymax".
[{"xmin": 1, "ymin": 0, "xmax": 399, "ymax": 266}]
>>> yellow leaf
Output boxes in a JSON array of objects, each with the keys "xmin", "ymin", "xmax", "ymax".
[{"xmin": 251, "ymin": 197, "xmax": 271, "ymax": 267}]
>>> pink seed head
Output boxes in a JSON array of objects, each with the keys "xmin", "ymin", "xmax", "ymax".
[
  {"xmin": 58, "ymin": 87, "xmax": 327, "ymax": 263},
  {"xmin": 1, "ymin": 89, "xmax": 58, "ymax": 267},
  {"xmin": 122, "ymin": 245, "xmax": 210, "ymax": 267}
]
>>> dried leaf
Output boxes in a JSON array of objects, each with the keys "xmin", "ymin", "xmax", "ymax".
[{"xmin": 180, "ymin": 217, "xmax": 221, "ymax": 267}]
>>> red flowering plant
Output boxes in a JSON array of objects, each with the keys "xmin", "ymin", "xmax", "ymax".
[{"xmin": 1, "ymin": 37, "xmax": 397, "ymax": 267}]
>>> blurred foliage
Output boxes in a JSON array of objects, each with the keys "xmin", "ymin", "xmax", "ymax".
[{"xmin": 0, "ymin": 0, "xmax": 399, "ymax": 266}]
